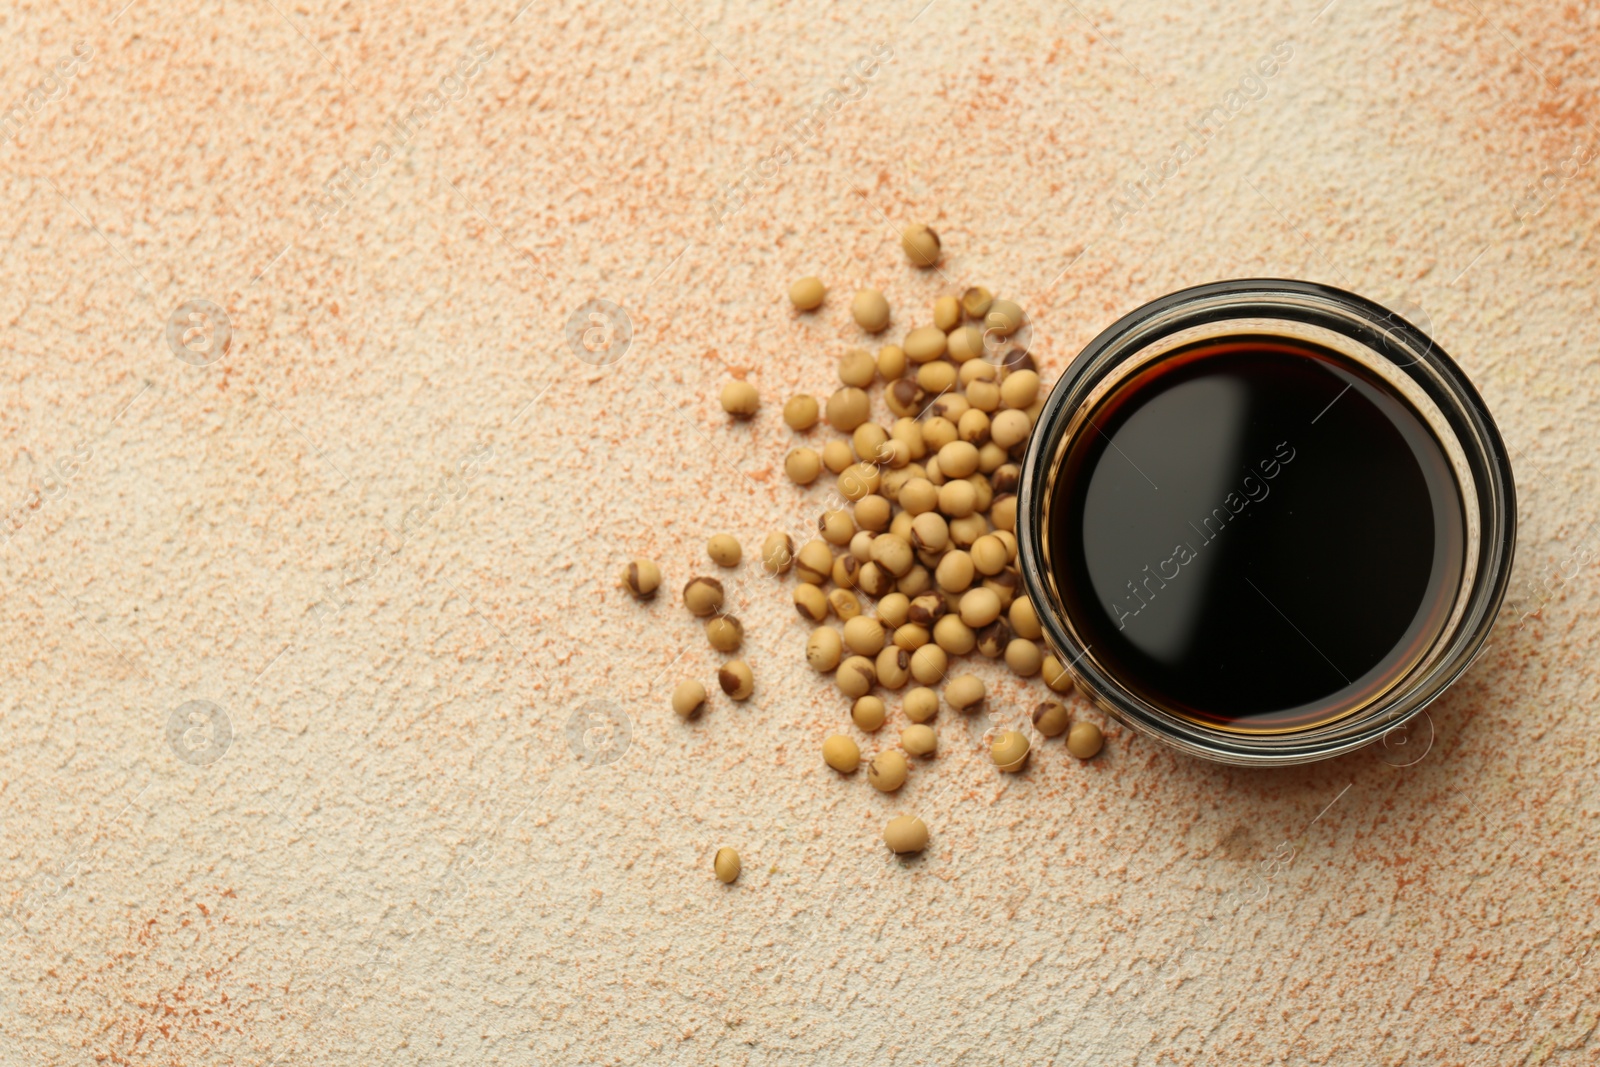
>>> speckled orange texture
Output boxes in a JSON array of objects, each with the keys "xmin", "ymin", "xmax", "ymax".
[{"xmin": 0, "ymin": 0, "xmax": 1597, "ymax": 1063}]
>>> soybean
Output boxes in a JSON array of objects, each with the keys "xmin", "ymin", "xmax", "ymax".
[
  {"xmin": 719, "ymin": 660, "xmax": 755, "ymax": 700},
  {"xmin": 904, "ymin": 326, "xmax": 947, "ymax": 364},
  {"xmin": 886, "ymin": 377, "xmax": 925, "ymax": 418},
  {"xmin": 999, "ymin": 344, "xmax": 1037, "ymax": 376},
  {"xmin": 827, "ymin": 387, "xmax": 871, "ymax": 432},
  {"xmin": 935, "ymin": 550, "xmax": 975, "ymax": 593},
  {"xmin": 853, "ymin": 695, "xmax": 888, "ymax": 732},
  {"xmin": 990, "ymin": 409, "xmax": 1031, "ymax": 449},
  {"xmin": 1010, "ymin": 597, "xmax": 1043, "ymax": 639},
  {"xmin": 893, "ymin": 623, "xmax": 930, "ymax": 651},
  {"xmin": 1041, "ymin": 654, "xmax": 1074, "ymax": 694},
  {"xmin": 901, "ymin": 224, "xmax": 942, "ymax": 267},
  {"xmin": 877, "ymin": 592, "xmax": 911, "ymax": 629},
  {"xmin": 938, "ymin": 479, "xmax": 978, "ymax": 518},
  {"xmin": 985, "ymin": 299, "xmax": 1025, "ymax": 337},
  {"xmin": 786, "ymin": 447, "xmax": 822, "ymax": 485},
  {"xmin": 901, "ymin": 724, "xmax": 937, "ymax": 757},
  {"xmin": 789, "ymin": 276, "xmax": 826, "ymax": 310},
  {"xmin": 621, "ymin": 559, "xmax": 662, "ymax": 600},
  {"xmin": 1032, "ymin": 701, "xmax": 1070, "ymax": 737},
  {"xmin": 916, "ymin": 361, "xmax": 957, "ymax": 396},
  {"xmin": 932, "ymin": 615, "xmax": 975, "ymax": 656},
  {"xmin": 843, "ymin": 615, "xmax": 887, "ymax": 656},
  {"xmin": 878, "ymin": 344, "xmax": 908, "ymax": 380},
  {"xmin": 910, "ymin": 512, "xmax": 950, "ymax": 554},
  {"xmin": 884, "ymin": 815, "xmax": 929, "ymax": 854},
  {"xmin": 944, "ymin": 673, "xmax": 986, "ymax": 711},
  {"xmin": 869, "ymin": 750, "xmax": 908, "ymax": 792},
  {"xmin": 795, "ymin": 540, "xmax": 834, "ymax": 584},
  {"xmin": 958, "ymin": 587, "xmax": 1002, "ymax": 628},
  {"xmin": 762, "ymin": 531, "xmax": 795, "ymax": 575},
  {"xmin": 837, "ymin": 655, "xmax": 877, "ymax": 698},
  {"xmin": 852, "ymin": 288, "xmax": 891, "ymax": 332},
  {"xmin": 1067, "ymin": 721, "xmax": 1104, "ymax": 759},
  {"xmin": 854, "ymin": 494, "xmax": 892, "ymax": 533},
  {"xmin": 672, "ymin": 679, "xmax": 706, "ymax": 719},
  {"xmin": 948, "ymin": 324, "xmax": 985, "ymax": 363},
  {"xmin": 706, "ymin": 615, "xmax": 743, "ymax": 652},
  {"xmin": 949, "ymin": 513, "xmax": 989, "ymax": 550},
  {"xmin": 876, "ymin": 645, "xmax": 912, "ymax": 689},
  {"xmin": 714, "ymin": 846, "xmax": 742, "ymax": 883},
  {"xmin": 904, "ymin": 686, "xmax": 940, "ymax": 723},
  {"xmin": 707, "ymin": 534, "xmax": 742, "ymax": 567},
  {"xmin": 823, "ymin": 734, "xmax": 861, "ymax": 773},
  {"xmin": 794, "ymin": 583, "xmax": 828, "ymax": 621},
  {"xmin": 839, "ymin": 463, "xmax": 881, "ymax": 501},
  {"xmin": 909, "ymin": 643, "xmax": 948, "ymax": 685},
  {"xmin": 684, "ymin": 577, "xmax": 725, "ymax": 617},
  {"xmin": 1005, "ymin": 639, "xmax": 1043, "ymax": 677},
  {"xmin": 974, "ymin": 619, "xmax": 1010, "ymax": 659},
  {"xmin": 828, "ymin": 588, "xmax": 863, "ymax": 621},
  {"xmin": 1001, "ymin": 369, "xmax": 1040, "ymax": 409},
  {"xmin": 784, "ymin": 395, "xmax": 820, "ymax": 430},
  {"xmin": 720, "ymin": 380, "xmax": 760, "ymax": 419},
  {"xmin": 961, "ymin": 286, "xmax": 993, "ymax": 319},
  {"xmin": 857, "ymin": 561, "xmax": 894, "ymax": 597},
  {"xmin": 822, "ymin": 439, "xmax": 855, "ymax": 474},
  {"xmin": 839, "ymin": 348, "xmax": 878, "ymax": 388},
  {"xmin": 971, "ymin": 535, "xmax": 1008, "ymax": 576},
  {"xmin": 870, "ymin": 534, "xmax": 915, "ymax": 577},
  {"xmin": 807, "ymin": 628, "xmax": 843, "ymax": 672},
  {"xmin": 991, "ymin": 729, "xmax": 1030, "ymax": 771}
]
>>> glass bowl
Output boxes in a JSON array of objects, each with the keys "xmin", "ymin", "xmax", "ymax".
[{"xmin": 1015, "ymin": 279, "xmax": 1517, "ymax": 766}]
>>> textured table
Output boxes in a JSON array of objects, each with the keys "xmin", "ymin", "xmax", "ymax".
[{"xmin": 2, "ymin": 0, "xmax": 1597, "ymax": 1063}]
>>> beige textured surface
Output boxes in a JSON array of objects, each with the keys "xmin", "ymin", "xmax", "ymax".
[{"xmin": 2, "ymin": 0, "xmax": 1598, "ymax": 1063}]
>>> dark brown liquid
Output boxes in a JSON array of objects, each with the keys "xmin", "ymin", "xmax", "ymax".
[{"xmin": 1048, "ymin": 338, "xmax": 1465, "ymax": 731}]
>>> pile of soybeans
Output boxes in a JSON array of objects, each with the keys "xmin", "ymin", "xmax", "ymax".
[{"xmin": 625, "ymin": 225, "xmax": 1106, "ymax": 874}]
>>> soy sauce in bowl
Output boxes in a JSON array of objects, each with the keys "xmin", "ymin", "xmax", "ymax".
[{"xmin": 1048, "ymin": 337, "xmax": 1464, "ymax": 733}]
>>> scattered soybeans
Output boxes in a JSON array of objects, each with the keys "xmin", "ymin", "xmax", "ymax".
[
  {"xmin": 991, "ymin": 729, "xmax": 1030, "ymax": 772},
  {"xmin": 869, "ymin": 750, "xmax": 908, "ymax": 792},
  {"xmin": 1067, "ymin": 721, "xmax": 1105, "ymax": 760},
  {"xmin": 658, "ymin": 244, "xmax": 1092, "ymax": 869},
  {"xmin": 720, "ymin": 380, "xmax": 760, "ymax": 419},
  {"xmin": 784, "ymin": 395, "xmax": 820, "ymax": 430},
  {"xmin": 1032, "ymin": 701, "xmax": 1070, "ymax": 738},
  {"xmin": 789, "ymin": 276, "xmax": 826, "ymax": 310},
  {"xmin": 853, "ymin": 695, "xmax": 888, "ymax": 732},
  {"xmin": 706, "ymin": 615, "xmax": 743, "ymax": 652},
  {"xmin": 714, "ymin": 846, "xmax": 742, "ymax": 883},
  {"xmin": 852, "ymin": 288, "xmax": 891, "ymax": 333},
  {"xmin": 672, "ymin": 680, "xmax": 706, "ymax": 719},
  {"xmin": 707, "ymin": 534, "xmax": 742, "ymax": 567},
  {"xmin": 621, "ymin": 559, "xmax": 661, "ymax": 599},
  {"xmin": 901, "ymin": 724, "xmax": 937, "ymax": 757},
  {"xmin": 718, "ymin": 660, "xmax": 754, "ymax": 700},
  {"xmin": 823, "ymin": 734, "xmax": 861, "ymax": 773},
  {"xmin": 884, "ymin": 815, "xmax": 929, "ymax": 854},
  {"xmin": 684, "ymin": 577, "xmax": 725, "ymax": 617},
  {"xmin": 901, "ymin": 224, "xmax": 941, "ymax": 267}
]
